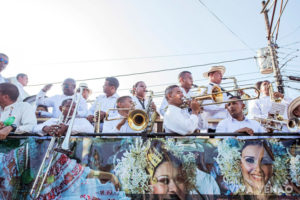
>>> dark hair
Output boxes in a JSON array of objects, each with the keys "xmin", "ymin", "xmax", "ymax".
[
  {"xmin": 16, "ymin": 73, "xmax": 27, "ymax": 80},
  {"xmin": 255, "ymin": 81, "xmax": 263, "ymax": 90},
  {"xmin": 260, "ymin": 80, "xmax": 271, "ymax": 89},
  {"xmin": 228, "ymin": 95, "xmax": 242, "ymax": 100},
  {"xmin": 63, "ymin": 78, "xmax": 76, "ymax": 86},
  {"xmin": 241, "ymin": 140, "xmax": 264, "ymax": 152},
  {"xmin": 117, "ymin": 96, "xmax": 131, "ymax": 104},
  {"xmin": 36, "ymin": 105, "xmax": 48, "ymax": 112},
  {"xmin": 106, "ymin": 77, "xmax": 119, "ymax": 90},
  {"xmin": 165, "ymin": 85, "xmax": 179, "ymax": 100},
  {"xmin": 0, "ymin": 83, "xmax": 19, "ymax": 101},
  {"xmin": 133, "ymin": 81, "xmax": 145, "ymax": 88},
  {"xmin": 61, "ymin": 98, "xmax": 73, "ymax": 106},
  {"xmin": 178, "ymin": 71, "xmax": 191, "ymax": 80}
]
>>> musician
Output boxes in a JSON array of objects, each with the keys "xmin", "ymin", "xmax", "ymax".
[
  {"xmin": 34, "ymin": 98, "xmax": 93, "ymax": 136},
  {"xmin": 248, "ymin": 80, "xmax": 291, "ymax": 119},
  {"xmin": 132, "ymin": 81, "xmax": 157, "ymax": 111},
  {"xmin": 35, "ymin": 105, "xmax": 52, "ymax": 118},
  {"xmin": 287, "ymin": 96, "xmax": 300, "ymax": 119},
  {"xmin": 202, "ymin": 66, "xmax": 229, "ymax": 132},
  {"xmin": 216, "ymin": 96, "xmax": 265, "ymax": 135},
  {"xmin": 163, "ymin": 85, "xmax": 203, "ymax": 135},
  {"xmin": 0, "ymin": 53, "xmax": 9, "ymax": 83},
  {"xmin": 36, "ymin": 78, "xmax": 88, "ymax": 118},
  {"xmin": 102, "ymin": 96, "xmax": 141, "ymax": 133},
  {"xmin": 160, "ymin": 71, "xmax": 194, "ymax": 116},
  {"xmin": 87, "ymin": 77, "xmax": 119, "ymax": 130},
  {"xmin": 0, "ymin": 83, "xmax": 37, "ymax": 140},
  {"xmin": 77, "ymin": 84, "xmax": 91, "ymax": 100},
  {"xmin": 15, "ymin": 73, "xmax": 29, "ymax": 101}
]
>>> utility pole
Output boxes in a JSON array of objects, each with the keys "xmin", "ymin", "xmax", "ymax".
[{"xmin": 261, "ymin": 1, "xmax": 285, "ymax": 94}]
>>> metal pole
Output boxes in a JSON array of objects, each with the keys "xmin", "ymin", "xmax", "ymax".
[{"xmin": 262, "ymin": 1, "xmax": 285, "ymax": 94}]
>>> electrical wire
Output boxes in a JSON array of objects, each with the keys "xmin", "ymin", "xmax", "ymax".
[
  {"xmin": 27, "ymin": 56, "xmax": 256, "ymax": 87},
  {"xmin": 196, "ymin": 0, "xmax": 256, "ymax": 53}
]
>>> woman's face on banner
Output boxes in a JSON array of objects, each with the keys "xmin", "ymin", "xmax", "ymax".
[
  {"xmin": 151, "ymin": 161, "xmax": 186, "ymax": 200},
  {"xmin": 240, "ymin": 145, "xmax": 273, "ymax": 193}
]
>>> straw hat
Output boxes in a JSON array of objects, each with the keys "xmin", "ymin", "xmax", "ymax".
[
  {"xmin": 203, "ymin": 65, "xmax": 226, "ymax": 78},
  {"xmin": 288, "ymin": 96, "xmax": 300, "ymax": 119}
]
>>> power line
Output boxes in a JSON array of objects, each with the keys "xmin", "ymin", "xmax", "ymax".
[
  {"xmin": 27, "ymin": 56, "xmax": 256, "ymax": 87},
  {"xmin": 30, "ymin": 49, "xmax": 254, "ymax": 66},
  {"xmin": 279, "ymin": 25, "xmax": 300, "ymax": 41},
  {"xmin": 196, "ymin": 0, "xmax": 256, "ymax": 53}
]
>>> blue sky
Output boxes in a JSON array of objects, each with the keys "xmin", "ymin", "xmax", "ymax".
[{"xmin": 1, "ymin": 0, "xmax": 299, "ymax": 105}]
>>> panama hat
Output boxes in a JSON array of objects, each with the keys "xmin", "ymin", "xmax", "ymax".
[
  {"xmin": 288, "ymin": 96, "xmax": 300, "ymax": 119},
  {"xmin": 203, "ymin": 65, "xmax": 226, "ymax": 78}
]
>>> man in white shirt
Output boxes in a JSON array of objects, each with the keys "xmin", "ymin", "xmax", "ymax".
[
  {"xmin": 34, "ymin": 98, "xmax": 93, "ymax": 136},
  {"xmin": 0, "ymin": 83, "xmax": 37, "ymax": 139},
  {"xmin": 216, "ymin": 96, "xmax": 265, "ymax": 135},
  {"xmin": 102, "ymin": 96, "xmax": 141, "ymax": 133},
  {"xmin": 160, "ymin": 71, "xmax": 195, "ymax": 116},
  {"xmin": 87, "ymin": 77, "xmax": 120, "ymax": 131},
  {"xmin": 202, "ymin": 66, "xmax": 230, "ymax": 132},
  {"xmin": 36, "ymin": 78, "xmax": 88, "ymax": 118},
  {"xmin": 0, "ymin": 53, "xmax": 9, "ymax": 83},
  {"xmin": 248, "ymin": 80, "xmax": 291, "ymax": 120},
  {"xmin": 15, "ymin": 73, "xmax": 29, "ymax": 101},
  {"xmin": 163, "ymin": 85, "xmax": 202, "ymax": 135}
]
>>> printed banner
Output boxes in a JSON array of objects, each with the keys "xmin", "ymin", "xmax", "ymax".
[{"xmin": 0, "ymin": 137, "xmax": 299, "ymax": 199}]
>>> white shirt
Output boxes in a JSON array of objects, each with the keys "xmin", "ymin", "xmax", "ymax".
[
  {"xmin": 102, "ymin": 113, "xmax": 141, "ymax": 133},
  {"xmin": 33, "ymin": 117, "xmax": 94, "ymax": 136},
  {"xmin": 131, "ymin": 96, "xmax": 149, "ymax": 111},
  {"xmin": 88, "ymin": 93, "xmax": 119, "ymax": 116},
  {"xmin": 0, "ymin": 75, "xmax": 6, "ymax": 83},
  {"xmin": 36, "ymin": 90, "xmax": 88, "ymax": 118},
  {"xmin": 202, "ymin": 82, "xmax": 229, "ymax": 126},
  {"xmin": 192, "ymin": 169, "xmax": 221, "ymax": 195},
  {"xmin": 163, "ymin": 105, "xmax": 198, "ymax": 135},
  {"xmin": 0, "ymin": 102, "xmax": 37, "ymax": 134},
  {"xmin": 216, "ymin": 116, "xmax": 266, "ymax": 139},
  {"xmin": 248, "ymin": 95, "xmax": 291, "ymax": 120},
  {"xmin": 15, "ymin": 81, "xmax": 29, "ymax": 102},
  {"xmin": 159, "ymin": 87, "xmax": 194, "ymax": 116}
]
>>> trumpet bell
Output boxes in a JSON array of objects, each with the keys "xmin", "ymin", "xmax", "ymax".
[
  {"xmin": 288, "ymin": 118, "xmax": 300, "ymax": 132},
  {"xmin": 128, "ymin": 109, "xmax": 149, "ymax": 131}
]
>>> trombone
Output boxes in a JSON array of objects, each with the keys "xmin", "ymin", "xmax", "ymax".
[
  {"xmin": 105, "ymin": 108, "xmax": 149, "ymax": 131},
  {"xmin": 30, "ymin": 83, "xmax": 86, "ymax": 199},
  {"xmin": 182, "ymin": 86, "xmax": 260, "ymax": 107},
  {"xmin": 288, "ymin": 118, "xmax": 300, "ymax": 132}
]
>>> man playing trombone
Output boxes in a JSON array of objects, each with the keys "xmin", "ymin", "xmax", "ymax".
[
  {"xmin": 163, "ymin": 85, "xmax": 204, "ymax": 135},
  {"xmin": 103, "ymin": 96, "xmax": 142, "ymax": 133},
  {"xmin": 202, "ymin": 66, "xmax": 230, "ymax": 132},
  {"xmin": 34, "ymin": 98, "xmax": 94, "ymax": 136}
]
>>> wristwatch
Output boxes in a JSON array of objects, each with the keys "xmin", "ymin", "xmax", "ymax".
[{"xmin": 10, "ymin": 124, "xmax": 17, "ymax": 132}]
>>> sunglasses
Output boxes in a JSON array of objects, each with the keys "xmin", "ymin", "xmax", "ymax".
[{"xmin": 0, "ymin": 58, "xmax": 8, "ymax": 64}]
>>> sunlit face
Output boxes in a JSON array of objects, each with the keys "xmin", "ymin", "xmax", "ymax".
[
  {"xmin": 61, "ymin": 101, "xmax": 76, "ymax": 117},
  {"xmin": 240, "ymin": 145, "xmax": 273, "ymax": 194},
  {"xmin": 226, "ymin": 98, "xmax": 244, "ymax": 118},
  {"xmin": 62, "ymin": 80, "xmax": 76, "ymax": 96},
  {"xmin": 180, "ymin": 73, "xmax": 193, "ymax": 90},
  {"xmin": 18, "ymin": 75, "xmax": 28, "ymax": 86},
  {"xmin": 135, "ymin": 81, "xmax": 147, "ymax": 98},
  {"xmin": 167, "ymin": 87, "xmax": 184, "ymax": 107},
  {"xmin": 82, "ymin": 88, "xmax": 90, "ymax": 100},
  {"xmin": 151, "ymin": 161, "xmax": 186, "ymax": 200},
  {"xmin": 103, "ymin": 80, "xmax": 114, "ymax": 96},
  {"xmin": 209, "ymin": 70, "xmax": 223, "ymax": 84},
  {"xmin": 260, "ymin": 81, "xmax": 270, "ymax": 96}
]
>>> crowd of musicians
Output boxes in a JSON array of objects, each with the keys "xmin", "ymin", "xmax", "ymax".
[{"xmin": 0, "ymin": 52, "xmax": 300, "ymax": 139}]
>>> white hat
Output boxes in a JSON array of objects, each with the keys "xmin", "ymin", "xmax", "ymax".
[
  {"xmin": 288, "ymin": 96, "xmax": 300, "ymax": 119},
  {"xmin": 203, "ymin": 65, "xmax": 226, "ymax": 78}
]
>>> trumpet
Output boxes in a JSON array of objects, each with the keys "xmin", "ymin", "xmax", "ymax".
[
  {"xmin": 30, "ymin": 83, "xmax": 86, "ymax": 199},
  {"xmin": 105, "ymin": 108, "xmax": 149, "ymax": 131},
  {"xmin": 269, "ymin": 83, "xmax": 283, "ymax": 103},
  {"xmin": 94, "ymin": 102, "xmax": 101, "ymax": 133},
  {"xmin": 182, "ymin": 86, "xmax": 260, "ymax": 107},
  {"xmin": 288, "ymin": 118, "xmax": 300, "ymax": 132}
]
